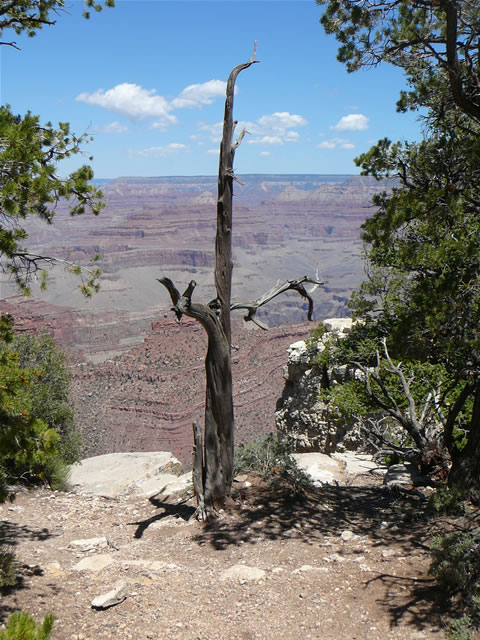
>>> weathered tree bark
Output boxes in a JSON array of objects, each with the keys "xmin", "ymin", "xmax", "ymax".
[
  {"xmin": 157, "ymin": 277, "xmax": 234, "ymax": 518},
  {"xmin": 448, "ymin": 379, "xmax": 480, "ymax": 505},
  {"xmin": 158, "ymin": 49, "xmax": 324, "ymax": 519}
]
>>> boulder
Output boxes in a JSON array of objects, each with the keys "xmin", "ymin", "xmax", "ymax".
[
  {"xmin": 383, "ymin": 463, "xmax": 428, "ymax": 488},
  {"xmin": 292, "ymin": 452, "xmax": 344, "ymax": 486},
  {"xmin": 69, "ymin": 452, "xmax": 191, "ymax": 498},
  {"xmin": 69, "ymin": 537, "xmax": 109, "ymax": 552}
]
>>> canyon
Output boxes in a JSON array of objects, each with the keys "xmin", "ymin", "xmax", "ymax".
[{"xmin": 0, "ymin": 174, "xmax": 387, "ymax": 465}]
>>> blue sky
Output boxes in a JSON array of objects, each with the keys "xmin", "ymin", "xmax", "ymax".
[{"xmin": 2, "ymin": 0, "xmax": 424, "ymax": 178}]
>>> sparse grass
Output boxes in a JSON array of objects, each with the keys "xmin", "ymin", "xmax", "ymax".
[{"xmin": 234, "ymin": 434, "xmax": 313, "ymax": 492}]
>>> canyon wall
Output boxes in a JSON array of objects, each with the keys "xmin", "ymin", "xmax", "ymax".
[
  {"xmin": 0, "ymin": 175, "xmax": 387, "ymax": 326},
  {"xmin": 0, "ymin": 175, "xmax": 389, "ymax": 465}
]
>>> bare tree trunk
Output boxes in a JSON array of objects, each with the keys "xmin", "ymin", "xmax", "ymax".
[
  {"xmin": 159, "ymin": 51, "xmax": 258, "ymax": 518},
  {"xmin": 158, "ymin": 49, "xmax": 323, "ymax": 519},
  {"xmin": 204, "ymin": 49, "xmax": 259, "ymax": 511}
]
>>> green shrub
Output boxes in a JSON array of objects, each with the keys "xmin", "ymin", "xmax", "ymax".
[
  {"xmin": 430, "ymin": 528, "xmax": 480, "ymax": 638},
  {"xmin": 427, "ymin": 487, "xmax": 469, "ymax": 517},
  {"xmin": 234, "ymin": 434, "xmax": 313, "ymax": 491},
  {"xmin": 0, "ymin": 547, "xmax": 17, "ymax": 589},
  {"xmin": 0, "ymin": 332, "xmax": 81, "ymax": 500},
  {"xmin": 0, "ymin": 612, "xmax": 54, "ymax": 640},
  {"xmin": 12, "ymin": 333, "xmax": 82, "ymax": 465},
  {"xmin": 306, "ymin": 321, "xmax": 327, "ymax": 346},
  {"xmin": 44, "ymin": 456, "xmax": 71, "ymax": 493},
  {"xmin": 430, "ymin": 529, "xmax": 480, "ymax": 595},
  {"xmin": 445, "ymin": 615, "xmax": 477, "ymax": 640}
]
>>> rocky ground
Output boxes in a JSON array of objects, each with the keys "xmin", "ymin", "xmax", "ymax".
[{"xmin": 0, "ymin": 458, "xmax": 452, "ymax": 640}]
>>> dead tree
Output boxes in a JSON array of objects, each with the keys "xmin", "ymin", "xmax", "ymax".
[
  {"xmin": 353, "ymin": 339, "xmax": 451, "ymax": 481},
  {"xmin": 158, "ymin": 47, "xmax": 323, "ymax": 519}
]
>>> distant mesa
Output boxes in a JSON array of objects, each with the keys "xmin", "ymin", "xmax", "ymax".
[
  {"xmin": 0, "ymin": 173, "xmax": 384, "ymax": 327},
  {"xmin": 273, "ymin": 186, "xmax": 310, "ymax": 202},
  {"xmin": 188, "ymin": 191, "xmax": 216, "ymax": 205}
]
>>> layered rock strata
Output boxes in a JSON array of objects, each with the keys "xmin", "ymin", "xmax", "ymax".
[{"xmin": 275, "ymin": 318, "xmax": 367, "ymax": 453}]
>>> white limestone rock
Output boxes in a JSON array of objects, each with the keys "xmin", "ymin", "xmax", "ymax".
[
  {"xmin": 69, "ymin": 452, "xmax": 187, "ymax": 498},
  {"xmin": 69, "ymin": 537, "xmax": 109, "ymax": 552},
  {"xmin": 220, "ymin": 565, "xmax": 265, "ymax": 582},
  {"xmin": 292, "ymin": 452, "xmax": 344, "ymax": 486},
  {"xmin": 73, "ymin": 555, "xmax": 114, "ymax": 572},
  {"xmin": 91, "ymin": 580, "xmax": 128, "ymax": 610},
  {"xmin": 276, "ymin": 317, "xmax": 372, "ymax": 454}
]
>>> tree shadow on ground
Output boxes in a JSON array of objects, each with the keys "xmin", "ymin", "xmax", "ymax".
[
  {"xmin": 365, "ymin": 572, "xmax": 450, "ymax": 632},
  {"xmin": 0, "ymin": 520, "xmax": 57, "ymax": 624},
  {"xmin": 0, "ymin": 520, "xmax": 53, "ymax": 546},
  {"xmin": 192, "ymin": 481, "xmax": 433, "ymax": 553},
  {"xmin": 189, "ymin": 479, "xmax": 447, "ymax": 634},
  {"xmin": 129, "ymin": 494, "xmax": 196, "ymax": 539}
]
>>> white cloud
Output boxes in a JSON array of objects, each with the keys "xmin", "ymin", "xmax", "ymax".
[
  {"xmin": 93, "ymin": 121, "xmax": 129, "ymax": 134},
  {"xmin": 196, "ymin": 110, "xmax": 307, "ymax": 147},
  {"xmin": 260, "ymin": 151, "xmax": 271, "ymax": 157},
  {"xmin": 76, "ymin": 83, "xmax": 177, "ymax": 126},
  {"xmin": 318, "ymin": 141, "xmax": 337, "ymax": 149},
  {"xmin": 130, "ymin": 143, "xmax": 187, "ymax": 157},
  {"xmin": 247, "ymin": 135, "xmax": 283, "ymax": 145},
  {"xmin": 318, "ymin": 137, "xmax": 355, "ymax": 150},
  {"xmin": 171, "ymin": 80, "xmax": 227, "ymax": 109},
  {"xmin": 77, "ymin": 78, "xmax": 229, "ymax": 132},
  {"xmin": 197, "ymin": 121, "xmax": 223, "ymax": 142},
  {"xmin": 256, "ymin": 112, "xmax": 307, "ymax": 131},
  {"xmin": 240, "ymin": 111, "xmax": 307, "ymax": 145},
  {"xmin": 207, "ymin": 149, "xmax": 219, "ymax": 155},
  {"xmin": 151, "ymin": 120, "xmax": 174, "ymax": 131},
  {"xmin": 333, "ymin": 113, "xmax": 369, "ymax": 131}
]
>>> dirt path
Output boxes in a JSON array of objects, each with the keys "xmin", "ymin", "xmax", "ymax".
[{"xmin": 0, "ymin": 476, "xmax": 447, "ymax": 640}]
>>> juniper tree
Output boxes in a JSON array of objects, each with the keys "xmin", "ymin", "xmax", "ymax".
[{"xmin": 318, "ymin": 0, "xmax": 480, "ymax": 501}]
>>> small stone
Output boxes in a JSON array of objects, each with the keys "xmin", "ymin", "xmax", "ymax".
[
  {"xmin": 381, "ymin": 549, "xmax": 396, "ymax": 560},
  {"xmin": 292, "ymin": 565, "xmax": 329, "ymax": 574},
  {"xmin": 340, "ymin": 530, "xmax": 358, "ymax": 542},
  {"xmin": 69, "ymin": 537, "xmax": 109, "ymax": 552},
  {"xmin": 220, "ymin": 565, "xmax": 265, "ymax": 582},
  {"xmin": 323, "ymin": 553, "xmax": 344, "ymax": 563},
  {"xmin": 234, "ymin": 474, "xmax": 248, "ymax": 483},
  {"xmin": 73, "ymin": 555, "xmax": 114, "ymax": 572},
  {"xmin": 91, "ymin": 580, "xmax": 128, "ymax": 610},
  {"xmin": 292, "ymin": 564, "xmax": 314, "ymax": 573}
]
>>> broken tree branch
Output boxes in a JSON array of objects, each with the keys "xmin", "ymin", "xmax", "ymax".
[{"xmin": 230, "ymin": 275, "xmax": 325, "ymax": 329}]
